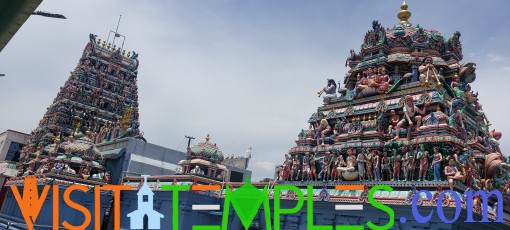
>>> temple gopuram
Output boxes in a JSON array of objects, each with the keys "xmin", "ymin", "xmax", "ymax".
[
  {"xmin": 0, "ymin": 33, "xmax": 144, "ymax": 229},
  {"xmin": 275, "ymin": 0, "xmax": 510, "ymax": 226}
]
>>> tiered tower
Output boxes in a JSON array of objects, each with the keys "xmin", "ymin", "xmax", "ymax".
[
  {"xmin": 278, "ymin": 1, "xmax": 510, "ymax": 217},
  {"xmin": 31, "ymin": 33, "xmax": 141, "ymax": 145}
]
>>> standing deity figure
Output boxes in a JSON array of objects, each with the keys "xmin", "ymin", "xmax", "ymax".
[
  {"xmin": 417, "ymin": 145, "xmax": 430, "ymax": 181},
  {"xmin": 406, "ymin": 146, "xmax": 417, "ymax": 181},
  {"xmin": 301, "ymin": 152, "xmax": 311, "ymax": 181},
  {"xmin": 392, "ymin": 95, "xmax": 428, "ymax": 140},
  {"xmin": 387, "ymin": 110, "xmax": 400, "ymax": 135},
  {"xmin": 331, "ymin": 154, "xmax": 345, "ymax": 181},
  {"xmin": 392, "ymin": 151, "xmax": 402, "ymax": 181},
  {"xmin": 371, "ymin": 151, "xmax": 381, "ymax": 181},
  {"xmin": 365, "ymin": 150, "xmax": 374, "ymax": 181},
  {"xmin": 449, "ymin": 99, "xmax": 466, "ymax": 132},
  {"xmin": 309, "ymin": 153, "xmax": 318, "ymax": 181},
  {"xmin": 445, "ymin": 159, "xmax": 463, "ymax": 191},
  {"xmin": 381, "ymin": 151, "xmax": 392, "ymax": 181},
  {"xmin": 319, "ymin": 155, "xmax": 331, "ymax": 181},
  {"xmin": 280, "ymin": 154, "xmax": 292, "ymax": 181},
  {"xmin": 291, "ymin": 155, "xmax": 301, "ymax": 181},
  {"xmin": 357, "ymin": 150, "xmax": 366, "ymax": 181},
  {"xmin": 401, "ymin": 146, "xmax": 410, "ymax": 181},
  {"xmin": 316, "ymin": 119, "xmax": 332, "ymax": 146},
  {"xmin": 320, "ymin": 79, "xmax": 337, "ymax": 105},
  {"xmin": 431, "ymin": 147, "xmax": 443, "ymax": 181}
]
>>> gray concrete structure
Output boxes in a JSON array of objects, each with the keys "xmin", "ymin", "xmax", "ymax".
[
  {"xmin": 96, "ymin": 137, "xmax": 186, "ymax": 183},
  {"xmin": 0, "ymin": 130, "xmax": 29, "ymax": 162}
]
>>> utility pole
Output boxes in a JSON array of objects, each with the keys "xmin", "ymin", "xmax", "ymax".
[{"xmin": 184, "ymin": 135, "xmax": 195, "ymax": 150}]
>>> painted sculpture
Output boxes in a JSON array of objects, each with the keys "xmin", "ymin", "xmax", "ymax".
[{"xmin": 277, "ymin": 2, "xmax": 510, "ymax": 209}]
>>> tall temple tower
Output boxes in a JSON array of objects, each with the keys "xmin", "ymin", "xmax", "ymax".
[{"xmin": 31, "ymin": 33, "xmax": 141, "ymax": 145}]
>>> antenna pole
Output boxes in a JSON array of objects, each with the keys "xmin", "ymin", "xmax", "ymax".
[
  {"xmin": 112, "ymin": 15, "xmax": 122, "ymax": 45},
  {"xmin": 185, "ymin": 135, "xmax": 195, "ymax": 150}
]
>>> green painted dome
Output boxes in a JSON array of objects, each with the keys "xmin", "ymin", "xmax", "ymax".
[{"xmin": 189, "ymin": 135, "xmax": 224, "ymax": 163}]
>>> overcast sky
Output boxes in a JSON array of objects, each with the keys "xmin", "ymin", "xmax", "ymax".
[{"xmin": 1, "ymin": 0, "xmax": 509, "ymax": 181}]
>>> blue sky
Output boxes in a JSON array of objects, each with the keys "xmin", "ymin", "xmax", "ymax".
[{"xmin": 1, "ymin": 0, "xmax": 509, "ymax": 181}]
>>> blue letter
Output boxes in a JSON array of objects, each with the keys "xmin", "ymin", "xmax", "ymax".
[
  {"xmin": 436, "ymin": 190, "xmax": 461, "ymax": 224},
  {"xmin": 412, "ymin": 190, "xmax": 433, "ymax": 223},
  {"xmin": 464, "ymin": 189, "xmax": 504, "ymax": 223}
]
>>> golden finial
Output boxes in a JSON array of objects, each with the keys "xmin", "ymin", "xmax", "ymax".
[
  {"xmin": 436, "ymin": 104, "xmax": 441, "ymax": 112},
  {"xmin": 351, "ymin": 117, "xmax": 355, "ymax": 123},
  {"xmin": 122, "ymin": 50, "xmax": 126, "ymax": 56},
  {"xmin": 113, "ymin": 44, "xmax": 117, "ymax": 51},
  {"xmin": 206, "ymin": 134, "xmax": 210, "ymax": 142},
  {"xmin": 85, "ymin": 127, "xmax": 91, "ymax": 137},
  {"xmin": 54, "ymin": 134, "xmax": 61, "ymax": 144},
  {"xmin": 362, "ymin": 114, "xmax": 366, "ymax": 121},
  {"xmin": 127, "ymin": 51, "xmax": 131, "ymax": 57},
  {"xmin": 102, "ymin": 41, "xmax": 106, "ymax": 47},
  {"xmin": 454, "ymin": 73, "xmax": 459, "ymax": 79},
  {"xmin": 397, "ymin": 1, "xmax": 411, "ymax": 24},
  {"xmin": 97, "ymin": 38, "xmax": 101, "ymax": 44},
  {"xmin": 107, "ymin": 43, "xmax": 111, "ymax": 49},
  {"xmin": 356, "ymin": 116, "xmax": 360, "ymax": 122},
  {"xmin": 68, "ymin": 133, "xmax": 74, "ymax": 142}
]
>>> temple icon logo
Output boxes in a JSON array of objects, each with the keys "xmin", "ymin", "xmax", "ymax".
[{"xmin": 127, "ymin": 175, "xmax": 164, "ymax": 229}]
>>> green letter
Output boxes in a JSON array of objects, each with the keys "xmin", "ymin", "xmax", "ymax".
[
  {"xmin": 367, "ymin": 185, "xmax": 394, "ymax": 230},
  {"xmin": 307, "ymin": 186, "xmax": 332, "ymax": 230},
  {"xmin": 274, "ymin": 185, "xmax": 304, "ymax": 230},
  {"xmin": 161, "ymin": 185, "xmax": 190, "ymax": 230}
]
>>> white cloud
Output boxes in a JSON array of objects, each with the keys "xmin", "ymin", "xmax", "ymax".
[{"xmin": 486, "ymin": 53, "xmax": 508, "ymax": 63}]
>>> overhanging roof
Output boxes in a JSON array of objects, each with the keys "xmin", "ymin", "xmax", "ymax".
[{"xmin": 0, "ymin": 0, "xmax": 43, "ymax": 52}]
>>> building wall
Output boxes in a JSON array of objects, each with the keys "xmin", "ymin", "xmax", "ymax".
[
  {"xmin": 97, "ymin": 138, "xmax": 186, "ymax": 178},
  {"xmin": 0, "ymin": 130, "xmax": 29, "ymax": 162}
]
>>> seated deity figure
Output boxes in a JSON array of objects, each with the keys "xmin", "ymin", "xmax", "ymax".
[
  {"xmin": 316, "ymin": 119, "xmax": 333, "ymax": 146},
  {"xmin": 444, "ymin": 159, "xmax": 464, "ymax": 191},
  {"xmin": 338, "ymin": 149, "xmax": 358, "ymax": 181},
  {"xmin": 369, "ymin": 67, "xmax": 390, "ymax": 94},
  {"xmin": 490, "ymin": 129, "xmax": 502, "ymax": 154},
  {"xmin": 419, "ymin": 57, "xmax": 444, "ymax": 86},
  {"xmin": 431, "ymin": 147, "xmax": 443, "ymax": 181},
  {"xmin": 450, "ymin": 73, "xmax": 465, "ymax": 99},
  {"xmin": 387, "ymin": 110, "xmax": 400, "ymax": 135},
  {"xmin": 321, "ymin": 79, "xmax": 337, "ymax": 104},
  {"xmin": 190, "ymin": 165, "xmax": 203, "ymax": 174},
  {"xmin": 392, "ymin": 95, "xmax": 428, "ymax": 140}
]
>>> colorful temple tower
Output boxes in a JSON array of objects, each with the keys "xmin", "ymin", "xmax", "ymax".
[
  {"xmin": 277, "ymin": 0, "xmax": 510, "ymax": 221},
  {"xmin": 0, "ymin": 32, "xmax": 144, "ymax": 228},
  {"xmin": 31, "ymin": 33, "xmax": 141, "ymax": 146}
]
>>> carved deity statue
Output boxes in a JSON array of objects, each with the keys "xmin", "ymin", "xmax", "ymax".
[{"xmin": 392, "ymin": 95, "xmax": 428, "ymax": 140}]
